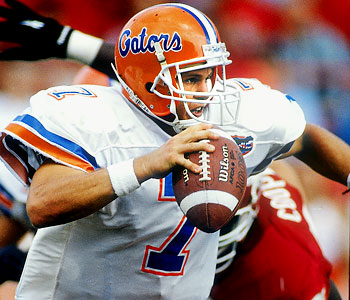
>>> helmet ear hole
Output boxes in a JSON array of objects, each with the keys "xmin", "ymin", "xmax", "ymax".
[{"xmin": 145, "ymin": 82, "xmax": 153, "ymax": 93}]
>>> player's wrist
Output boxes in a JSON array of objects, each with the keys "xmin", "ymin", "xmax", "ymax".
[
  {"xmin": 66, "ymin": 30, "xmax": 104, "ymax": 65},
  {"xmin": 107, "ymin": 159, "xmax": 141, "ymax": 197}
]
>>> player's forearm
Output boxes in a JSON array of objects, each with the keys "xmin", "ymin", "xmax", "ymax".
[
  {"xmin": 27, "ymin": 164, "xmax": 116, "ymax": 228},
  {"xmin": 27, "ymin": 125, "xmax": 219, "ymax": 228},
  {"xmin": 27, "ymin": 158, "xmax": 149, "ymax": 228},
  {"xmin": 294, "ymin": 123, "xmax": 350, "ymax": 188}
]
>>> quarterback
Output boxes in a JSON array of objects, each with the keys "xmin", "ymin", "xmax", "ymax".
[{"xmin": 0, "ymin": 3, "xmax": 349, "ymax": 300}]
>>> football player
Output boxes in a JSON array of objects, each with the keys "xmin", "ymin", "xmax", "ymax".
[
  {"xmin": 44, "ymin": 68, "xmax": 350, "ymax": 299},
  {"xmin": 0, "ymin": 64, "xmax": 345, "ymax": 300},
  {"xmin": 73, "ymin": 70, "xmax": 345, "ymax": 300},
  {"xmin": 0, "ymin": 1, "xmax": 349, "ymax": 299},
  {"xmin": 211, "ymin": 159, "xmax": 344, "ymax": 300}
]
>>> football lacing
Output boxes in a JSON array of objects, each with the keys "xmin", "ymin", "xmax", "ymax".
[{"xmin": 199, "ymin": 149, "xmax": 211, "ymax": 181}]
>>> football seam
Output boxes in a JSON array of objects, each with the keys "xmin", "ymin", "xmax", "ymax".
[
  {"xmin": 205, "ymin": 194, "xmax": 211, "ymax": 230},
  {"xmin": 179, "ymin": 191, "xmax": 239, "ymax": 214}
]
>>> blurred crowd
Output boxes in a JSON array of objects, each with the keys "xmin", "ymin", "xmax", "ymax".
[{"xmin": 0, "ymin": 0, "xmax": 349, "ymax": 299}]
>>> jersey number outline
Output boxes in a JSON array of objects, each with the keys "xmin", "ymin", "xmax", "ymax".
[
  {"xmin": 141, "ymin": 173, "xmax": 198, "ymax": 276},
  {"xmin": 48, "ymin": 87, "xmax": 97, "ymax": 101}
]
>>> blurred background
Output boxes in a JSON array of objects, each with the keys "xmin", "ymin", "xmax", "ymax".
[{"xmin": 0, "ymin": 0, "xmax": 349, "ymax": 298}]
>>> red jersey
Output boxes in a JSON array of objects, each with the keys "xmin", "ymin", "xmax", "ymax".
[{"xmin": 211, "ymin": 169, "xmax": 332, "ymax": 300}]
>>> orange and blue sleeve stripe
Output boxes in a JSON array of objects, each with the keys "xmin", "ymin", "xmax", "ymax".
[{"xmin": 1, "ymin": 114, "xmax": 98, "ymax": 184}]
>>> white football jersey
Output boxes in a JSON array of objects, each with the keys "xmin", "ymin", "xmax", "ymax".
[
  {"xmin": 0, "ymin": 78, "xmax": 305, "ymax": 300},
  {"xmin": 207, "ymin": 78, "xmax": 305, "ymax": 176}
]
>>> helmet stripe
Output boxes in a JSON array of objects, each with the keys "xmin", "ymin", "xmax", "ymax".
[{"xmin": 160, "ymin": 4, "xmax": 218, "ymax": 44}]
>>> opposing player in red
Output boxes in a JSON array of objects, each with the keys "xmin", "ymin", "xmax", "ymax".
[
  {"xmin": 211, "ymin": 160, "xmax": 343, "ymax": 300},
  {"xmin": 0, "ymin": 1, "xmax": 349, "ymax": 299}
]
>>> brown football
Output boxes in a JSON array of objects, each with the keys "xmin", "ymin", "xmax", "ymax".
[{"xmin": 172, "ymin": 128, "xmax": 247, "ymax": 233}]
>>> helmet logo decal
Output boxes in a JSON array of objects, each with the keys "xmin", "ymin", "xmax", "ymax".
[{"xmin": 119, "ymin": 27, "xmax": 182, "ymax": 57}]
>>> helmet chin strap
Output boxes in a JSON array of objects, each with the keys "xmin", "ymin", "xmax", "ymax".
[
  {"xmin": 154, "ymin": 41, "xmax": 173, "ymax": 91},
  {"xmin": 173, "ymin": 119, "xmax": 201, "ymax": 133},
  {"xmin": 171, "ymin": 101, "xmax": 206, "ymax": 133},
  {"xmin": 112, "ymin": 62, "xmax": 193, "ymax": 133}
]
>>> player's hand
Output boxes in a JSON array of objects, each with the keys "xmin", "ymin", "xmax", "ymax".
[
  {"xmin": 134, "ymin": 123, "xmax": 219, "ymax": 182},
  {"xmin": 0, "ymin": 0, "xmax": 73, "ymax": 60}
]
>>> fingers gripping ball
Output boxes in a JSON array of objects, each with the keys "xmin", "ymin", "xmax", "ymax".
[{"xmin": 172, "ymin": 129, "xmax": 247, "ymax": 233}]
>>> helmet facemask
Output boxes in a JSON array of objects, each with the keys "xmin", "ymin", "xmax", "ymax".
[{"xmin": 150, "ymin": 41, "xmax": 241, "ymax": 132}]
